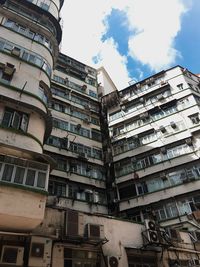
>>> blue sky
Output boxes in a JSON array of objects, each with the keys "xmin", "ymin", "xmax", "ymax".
[{"xmin": 61, "ymin": 0, "xmax": 199, "ymax": 89}]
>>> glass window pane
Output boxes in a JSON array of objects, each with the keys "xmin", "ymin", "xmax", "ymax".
[
  {"xmin": 37, "ymin": 172, "xmax": 46, "ymax": 188},
  {"xmin": 11, "ymin": 112, "xmax": 21, "ymax": 129},
  {"xmin": 14, "ymin": 167, "xmax": 25, "ymax": 184},
  {"xmin": 2, "ymin": 164, "xmax": 14, "ymax": 181},
  {"xmin": 25, "ymin": 169, "xmax": 36, "ymax": 186},
  {"xmin": 2, "ymin": 111, "xmax": 12, "ymax": 127}
]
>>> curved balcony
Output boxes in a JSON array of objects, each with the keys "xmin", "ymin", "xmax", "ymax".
[
  {"xmin": 20, "ymin": 0, "xmax": 62, "ymax": 43},
  {"xmin": 25, "ymin": 0, "xmax": 61, "ymax": 20},
  {"xmin": 0, "ymin": 84, "xmax": 52, "ymax": 143},
  {"xmin": 0, "ymin": 154, "xmax": 49, "ymax": 231}
]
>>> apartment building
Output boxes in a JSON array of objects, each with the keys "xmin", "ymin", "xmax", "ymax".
[
  {"xmin": 0, "ymin": 0, "xmax": 64, "ymax": 265},
  {"xmin": 0, "ymin": 0, "xmax": 200, "ymax": 266},
  {"xmin": 104, "ymin": 66, "xmax": 200, "ymax": 230},
  {"xmin": 45, "ymin": 53, "xmax": 107, "ymax": 214}
]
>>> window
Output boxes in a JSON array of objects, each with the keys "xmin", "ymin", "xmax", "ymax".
[
  {"xmin": 167, "ymin": 144, "xmax": 191, "ymax": 159},
  {"xmin": 46, "ymin": 135, "xmax": 61, "ymax": 147},
  {"xmin": 109, "ymin": 111, "xmax": 123, "ymax": 122},
  {"xmin": 64, "ymin": 248, "xmax": 101, "ymax": 267},
  {"xmin": 70, "ymin": 124, "xmax": 90, "ymax": 138},
  {"xmin": 91, "ymin": 117, "xmax": 100, "ymax": 125},
  {"xmin": 0, "ymin": 37, "xmax": 51, "ymax": 76},
  {"xmin": 178, "ymin": 198, "xmax": 196, "ymax": 215},
  {"xmin": 0, "ymin": 156, "xmax": 48, "ymax": 190},
  {"xmin": 53, "ymin": 119, "xmax": 68, "ymax": 131},
  {"xmin": 178, "ymin": 97, "xmax": 190, "ymax": 109},
  {"xmin": 2, "ymin": 164, "xmax": 14, "ymax": 181},
  {"xmin": 38, "ymin": 85, "xmax": 48, "ymax": 104},
  {"xmin": 49, "ymin": 180, "xmax": 66, "ymax": 197},
  {"xmin": 40, "ymin": 2, "xmax": 49, "ymax": 10},
  {"xmin": 136, "ymin": 182, "xmax": 148, "ymax": 195},
  {"xmin": 89, "ymin": 90, "xmax": 97, "ymax": 98},
  {"xmin": 177, "ymin": 83, "xmax": 184, "ymax": 90},
  {"xmin": 92, "ymin": 148, "xmax": 102, "ymax": 159},
  {"xmin": 56, "ymin": 158, "xmax": 68, "ymax": 171},
  {"xmin": 1, "ymin": 108, "xmax": 29, "ymax": 132},
  {"xmin": 37, "ymin": 172, "xmax": 46, "ymax": 188},
  {"xmin": 53, "ymin": 75, "xmax": 67, "ymax": 85},
  {"xmin": 87, "ymin": 77, "xmax": 96, "ymax": 86},
  {"xmin": 7, "ymin": 2, "xmax": 56, "ymax": 36},
  {"xmin": 14, "ymin": 167, "xmax": 25, "ymax": 184},
  {"xmin": 51, "ymin": 101, "xmax": 69, "ymax": 114},
  {"xmin": 51, "ymin": 87, "xmax": 69, "ymax": 99},
  {"xmin": 140, "ymin": 132, "xmax": 157, "ymax": 144},
  {"xmin": 91, "ymin": 130, "xmax": 102, "ymax": 141},
  {"xmin": 189, "ymin": 113, "xmax": 200, "ymax": 124},
  {"xmin": 25, "ymin": 169, "xmax": 36, "ymax": 186}
]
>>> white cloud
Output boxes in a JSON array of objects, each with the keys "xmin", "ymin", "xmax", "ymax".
[
  {"xmin": 60, "ymin": 0, "xmax": 131, "ymax": 89},
  {"xmin": 126, "ymin": 0, "xmax": 187, "ymax": 71},
  {"xmin": 60, "ymin": 0, "xmax": 189, "ymax": 88}
]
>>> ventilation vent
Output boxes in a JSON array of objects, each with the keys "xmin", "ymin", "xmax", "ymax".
[
  {"xmin": 0, "ymin": 246, "xmax": 24, "ymax": 265},
  {"xmin": 31, "ymin": 243, "xmax": 44, "ymax": 258},
  {"xmin": 65, "ymin": 210, "xmax": 84, "ymax": 238},
  {"xmin": 108, "ymin": 256, "xmax": 119, "ymax": 267},
  {"xmin": 86, "ymin": 224, "xmax": 104, "ymax": 240}
]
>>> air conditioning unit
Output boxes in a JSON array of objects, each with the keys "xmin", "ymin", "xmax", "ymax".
[
  {"xmin": 157, "ymin": 94, "xmax": 164, "ymax": 100},
  {"xmin": 131, "ymin": 157, "xmax": 137, "ymax": 163},
  {"xmin": 112, "ymin": 182, "xmax": 117, "ymax": 188},
  {"xmin": 121, "ymin": 105, "xmax": 126, "ymax": 110},
  {"xmin": 120, "ymin": 129, "xmax": 125, "ymax": 134},
  {"xmin": 121, "ymin": 98, "xmax": 129, "ymax": 103},
  {"xmin": 29, "ymin": 237, "xmax": 52, "ymax": 267},
  {"xmin": 84, "ymin": 104, "xmax": 90, "ymax": 110},
  {"xmin": 182, "ymin": 68, "xmax": 188, "ymax": 74},
  {"xmin": 86, "ymin": 224, "xmax": 104, "ymax": 240},
  {"xmin": 160, "ymin": 81, "xmax": 168, "ymax": 86},
  {"xmin": 0, "ymin": 246, "xmax": 24, "ymax": 266},
  {"xmin": 159, "ymin": 125, "xmax": 167, "ymax": 133},
  {"xmin": 160, "ymin": 147, "xmax": 167, "ymax": 154},
  {"xmin": 107, "ymin": 256, "xmax": 119, "ymax": 267},
  {"xmin": 144, "ymin": 219, "xmax": 157, "ymax": 231},
  {"xmin": 65, "ymin": 210, "xmax": 84, "ymax": 238},
  {"xmin": 75, "ymin": 124, "xmax": 81, "ymax": 130},
  {"xmin": 139, "ymin": 97, "xmax": 145, "ymax": 103},
  {"xmin": 139, "ymin": 112, "xmax": 149, "ymax": 119},
  {"xmin": 4, "ymin": 63, "xmax": 16, "ymax": 76},
  {"xmin": 143, "ymin": 220, "xmax": 159, "ymax": 244},
  {"xmin": 77, "ymin": 152, "xmax": 87, "ymax": 160},
  {"xmin": 11, "ymin": 47, "xmax": 21, "ymax": 57},
  {"xmin": 185, "ymin": 138, "xmax": 193, "ymax": 146},
  {"xmin": 93, "ymin": 193, "xmax": 100, "ymax": 203},
  {"xmin": 82, "ymin": 84, "xmax": 87, "ymax": 90},
  {"xmin": 83, "ymin": 118, "xmax": 90, "ymax": 124},
  {"xmin": 60, "ymin": 137, "xmax": 68, "ymax": 149},
  {"xmin": 170, "ymin": 121, "xmax": 177, "ymax": 129}
]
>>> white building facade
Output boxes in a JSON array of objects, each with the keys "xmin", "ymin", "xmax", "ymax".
[{"xmin": 105, "ymin": 66, "xmax": 200, "ymax": 229}]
